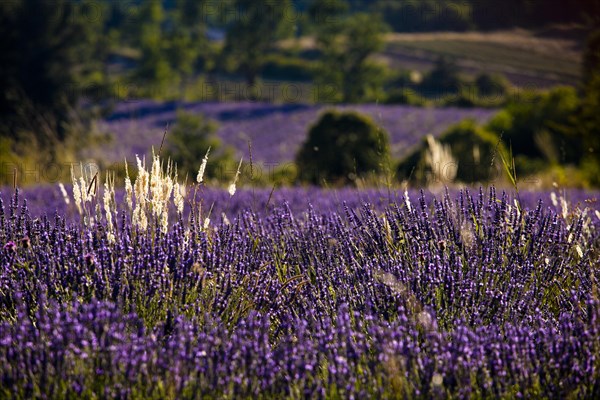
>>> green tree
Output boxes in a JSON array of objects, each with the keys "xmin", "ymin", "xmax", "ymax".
[
  {"xmin": 170, "ymin": 0, "xmax": 212, "ymax": 81},
  {"xmin": 573, "ymin": 29, "xmax": 600, "ymax": 186},
  {"xmin": 583, "ymin": 29, "xmax": 600, "ymax": 88},
  {"xmin": 132, "ymin": 0, "xmax": 213, "ymax": 98},
  {"xmin": 221, "ymin": 0, "xmax": 294, "ymax": 86},
  {"xmin": 481, "ymin": 86, "xmax": 584, "ymax": 179},
  {"xmin": 475, "ymin": 73, "xmax": 509, "ymax": 98},
  {"xmin": 165, "ymin": 110, "xmax": 234, "ymax": 182},
  {"xmin": 295, "ymin": 110, "xmax": 390, "ymax": 185},
  {"xmin": 472, "ymin": 0, "xmax": 533, "ymax": 29},
  {"xmin": 0, "ymin": 0, "xmax": 104, "ymax": 145},
  {"xmin": 419, "ymin": 57, "xmax": 463, "ymax": 98},
  {"xmin": 372, "ymin": 1, "xmax": 473, "ymax": 32},
  {"xmin": 575, "ymin": 74, "xmax": 600, "ymax": 186},
  {"xmin": 486, "ymin": 87, "xmax": 581, "ymax": 166},
  {"xmin": 308, "ymin": 0, "xmax": 348, "ymax": 28},
  {"xmin": 397, "ymin": 120, "xmax": 504, "ymax": 185},
  {"xmin": 134, "ymin": 0, "xmax": 174, "ymax": 94},
  {"xmin": 437, "ymin": 120, "xmax": 503, "ymax": 183},
  {"xmin": 314, "ymin": 13, "xmax": 388, "ymax": 103}
]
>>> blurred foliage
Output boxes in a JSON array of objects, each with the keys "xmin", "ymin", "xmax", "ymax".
[
  {"xmin": 314, "ymin": 12, "xmax": 389, "ymax": 103},
  {"xmin": 164, "ymin": 111, "xmax": 235, "ymax": 183},
  {"xmin": 403, "ymin": 70, "xmax": 512, "ymax": 109},
  {"xmin": 398, "ymin": 119, "xmax": 504, "ymax": 185},
  {"xmin": 441, "ymin": 85, "xmax": 481, "ymax": 108},
  {"xmin": 471, "ymin": 0, "xmax": 586, "ymax": 30},
  {"xmin": 486, "ymin": 87, "xmax": 581, "ymax": 167},
  {"xmin": 419, "ymin": 57, "xmax": 464, "ymax": 97},
  {"xmin": 0, "ymin": 0, "xmax": 106, "ymax": 184},
  {"xmin": 390, "ymin": 67, "xmax": 511, "ymax": 109},
  {"xmin": 475, "ymin": 73, "xmax": 510, "ymax": 99},
  {"xmin": 0, "ymin": 138, "xmax": 22, "ymax": 186},
  {"xmin": 300, "ymin": 0, "xmax": 590, "ymax": 31},
  {"xmin": 296, "ymin": 110, "xmax": 391, "ymax": 185},
  {"xmin": 261, "ymin": 54, "xmax": 314, "ymax": 82},
  {"xmin": 385, "ymin": 88, "xmax": 428, "ymax": 106},
  {"xmin": 373, "ymin": 1, "xmax": 474, "ymax": 32},
  {"xmin": 583, "ymin": 29, "xmax": 600, "ymax": 88},
  {"xmin": 0, "ymin": 0, "xmax": 105, "ymax": 145},
  {"xmin": 370, "ymin": 0, "xmax": 589, "ymax": 32},
  {"xmin": 572, "ymin": 30, "xmax": 600, "ymax": 186},
  {"xmin": 220, "ymin": 0, "xmax": 294, "ymax": 86},
  {"xmin": 1, "ymin": 0, "xmax": 591, "ymax": 110},
  {"xmin": 441, "ymin": 120, "xmax": 504, "ymax": 183},
  {"xmin": 398, "ymin": 74, "xmax": 600, "ymax": 186},
  {"xmin": 0, "ymin": 131, "xmax": 77, "ymax": 186},
  {"xmin": 134, "ymin": 1, "xmax": 174, "ymax": 94},
  {"xmin": 132, "ymin": 0, "xmax": 214, "ymax": 98}
]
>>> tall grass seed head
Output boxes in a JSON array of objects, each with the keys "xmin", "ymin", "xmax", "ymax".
[{"xmin": 197, "ymin": 146, "xmax": 211, "ymax": 184}]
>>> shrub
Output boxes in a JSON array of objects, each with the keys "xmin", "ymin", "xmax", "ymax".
[
  {"xmin": 385, "ymin": 87, "xmax": 427, "ymax": 106},
  {"xmin": 441, "ymin": 84, "xmax": 479, "ymax": 108},
  {"xmin": 397, "ymin": 119, "xmax": 504, "ymax": 185},
  {"xmin": 0, "ymin": 131, "xmax": 74, "ymax": 186},
  {"xmin": 440, "ymin": 119, "xmax": 504, "ymax": 183},
  {"xmin": 475, "ymin": 72, "xmax": 509, "ymax": 98},
  {"xmin": 573, "ymin": 29, "xmax": 600, "ymax": 186},
  {"xmin": 419, "ymin": 57, "xmax": 464, "ymax": 98},
  {"xmin": 262, "ymin": 54, "xmax": 313, "ymax": 81},
  {"xmin": 314, "ymin": 13, "xmax": 389, "ymax": 103},
  {"xmin": 425, "ymin": 73, "xmax": 509, "ymax": 108},
  {"xmin": 165, "ymin": 110, "xmax": 234, "ymax": 183},
  {"xmin": 0, "ymin": 137, "xmax": 21, "ymax": 186},
  {"xmin": 295, "ymin": 110, "xmax": 391, "ymax": 185},
  {"xmin": 485, "ymin": 86, "xmax": 581, "ymax": 166}
]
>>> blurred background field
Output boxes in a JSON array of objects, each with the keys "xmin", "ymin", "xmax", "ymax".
[
  {"xmin": 89, "ymin": 101, "xmax": 495, "ymax": 165},
  {"xmin": 1, "ymin": 0, "xmax": 600, "ymax": 191},
  {"xmin": 382, "ymin": 29, "xmax": 583, "ymax": 87}
]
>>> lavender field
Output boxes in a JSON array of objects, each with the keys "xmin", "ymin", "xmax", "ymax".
[
  {"xmin": 2, "ymin": 184, "xmax": 599, "ymax": 226},
  {"xmin": 88, "ymin": 101, "xmax": 496, "ymax": 164},
  {"xmin": 3, "ymin": 0, "xmax": 599, "ymax": 397},
  {"xmin": 1, "ymin": 154, "xmax": 600, "ymax": 398}
]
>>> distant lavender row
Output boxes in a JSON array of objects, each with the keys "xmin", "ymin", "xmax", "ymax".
[
  {"xmin": 2, "ymin": 185, "xmax": 598, "ymax": 224},
  {"xmin": 87, "ymin": 101, "xmax": 496, "ymax": 164},
  {"xmin": 1, "ymin": 187, "xmax": 599, "ymax": 398}
]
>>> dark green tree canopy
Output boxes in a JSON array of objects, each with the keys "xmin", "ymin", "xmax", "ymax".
[
  {"xmin": 397, "ymin": 119, "xmax": 504, "ymax": 185},
  {"xmin": 436, "ymin": 119, "xmax": 503, "ymax": 183},
  {"xmin": 221, "ymin": 0, "xmax": 294, "ymax": 86},
  {"xmin": 486, "ymin": 86, "xmax": 581, "ymax": 165},
  {"xmin": 475, "ymin": 73, "xmax": 509, "ymax": 98},
  {"xmin": 583, "ymin": 29, "xmax": 600, "ymax": 88},
  {"xmin": 0, "ymin": 0, "xmax": 103, "ymax": 143},
  {"xmin": 132, "ymin": 0, "xmax": 211, "ymax": 98},
  {"xmin": 573, "ymin": 28, "xmax": 600, "ymax": 185},
  {"xmin": 296, "ymin": 110, "xmax": 390, "ymax": 185},
  {"xmin": 420, "ymin": 57, "xmax": 463, "ymax": 97},
  {"xmin": 314, "ymin": 12, "xmax": 388, "ymax": 103}
]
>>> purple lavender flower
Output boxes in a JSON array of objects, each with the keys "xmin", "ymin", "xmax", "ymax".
[{"xmin": 3, "ymin": 240, "xmax": 16, "ymax": 253}]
